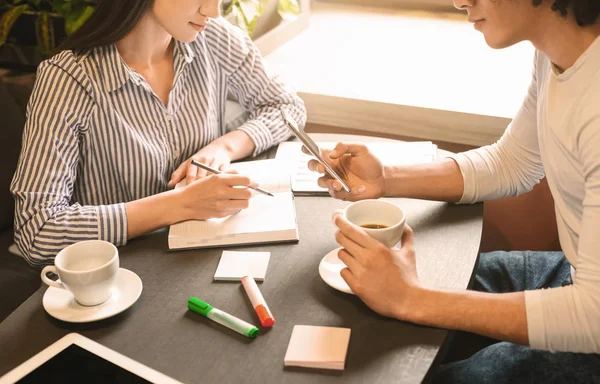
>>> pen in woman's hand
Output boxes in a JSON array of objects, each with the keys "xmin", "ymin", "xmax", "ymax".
[{"xmin": 190, "ymin": 160, "xmax": 274, "ymax": 197}]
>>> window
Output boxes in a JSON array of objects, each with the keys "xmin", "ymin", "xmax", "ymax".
[{"xmin": 320, "ymin": 0, "xmax": 457, "ymax": 12}]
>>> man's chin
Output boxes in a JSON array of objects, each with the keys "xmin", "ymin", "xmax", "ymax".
[{"xmin": 483, "ymin": 34, "xmax": 521, "ymax": 50}]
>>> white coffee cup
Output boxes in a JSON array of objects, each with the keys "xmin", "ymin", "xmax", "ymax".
[
  {"xmin": 344, "ymin": 199, "xmax": 406, "ymax": 248},
  {"xmin": 40, "ymin": 240, "xmax": 119, "ymax": 306}
]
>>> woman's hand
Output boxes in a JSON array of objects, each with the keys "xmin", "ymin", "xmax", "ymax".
[
  {"xmin": 307, "ymin": 143, "xmax": 386, "ymax": 201},
  {"xmin": 168, "ymin": 144, "xmax": 233, "ymax": 188},
  {"xmin": 177, "ymin": 172, "xmax": 257, "ymax": 220},
  {"xmin": 332, "ymin": 210, "xmax": 421, "ymax": 320}
]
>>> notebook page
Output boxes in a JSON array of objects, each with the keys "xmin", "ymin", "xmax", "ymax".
[
  {"xmin": 228, "ymin": 160, "xmax": 291, "ymax": 193},
  {"xmin": 169, "ymin": 159, "xmax": 296, "ymax": 245},
  {"xmin": 174, "ymin": 159, "xmax": 291, "ymax": 193},
  {"xmin": 169, "ymin": 191, "xmax": 296, "ymax": 240}
]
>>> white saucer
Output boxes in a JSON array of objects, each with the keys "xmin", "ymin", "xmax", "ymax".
[
  {"xmin": 318, "ymin": 247, "xmax": 354, "ymax": 295},
  {"xmin": 42, "ymin": 268, "xmax": 143, "ymax": 323}
]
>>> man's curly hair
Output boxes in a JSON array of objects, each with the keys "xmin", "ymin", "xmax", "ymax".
[{"xmin": 533, "ymin": 0, "xmax": 600, "ymax": 26}]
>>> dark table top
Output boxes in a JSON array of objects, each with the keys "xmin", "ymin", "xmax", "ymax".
[{"xmin": 0, "ymin": 194, "xmax": 482, "ymax": 383}]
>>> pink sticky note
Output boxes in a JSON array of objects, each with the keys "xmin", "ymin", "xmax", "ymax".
[{"xmin": 284, "ymin": 325, "xmax": 351, "ymax": 370}]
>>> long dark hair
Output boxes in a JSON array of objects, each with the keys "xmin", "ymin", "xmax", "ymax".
[{"xmin": 57, "ymin": 0, "xmax": 152, "ymax": 52}]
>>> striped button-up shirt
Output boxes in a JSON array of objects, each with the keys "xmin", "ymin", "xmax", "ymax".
[{"xmin": 10, "ymin": 17, "xmax": 306, "ymax": 265}]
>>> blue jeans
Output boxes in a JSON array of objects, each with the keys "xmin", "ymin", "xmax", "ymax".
[{"xmin": 433, "ymin": 251, "xmax": 600, "ymax": 384}]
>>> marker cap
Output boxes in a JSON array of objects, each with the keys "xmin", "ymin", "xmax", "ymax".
[
  {"xmin": 256, "ymin": 304, "xmax": 275, "ymax": 327},
  {"xmin": 188, "ymin": 297, "xmax": 213, "ymax": 317}
]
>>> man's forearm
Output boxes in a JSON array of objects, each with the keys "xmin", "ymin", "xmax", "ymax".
[
  {"xmin": 404, "ymin": 287, "xmax": 529, "ymax": 345},
  {"xmin": 384, "ymin": 159, "xmax": 465, "ymax": 202}
]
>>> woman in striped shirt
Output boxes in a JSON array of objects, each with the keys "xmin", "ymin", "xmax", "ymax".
[{"xmin": 10, "ymin": 0, "xmax": 307, "ymax": 265}]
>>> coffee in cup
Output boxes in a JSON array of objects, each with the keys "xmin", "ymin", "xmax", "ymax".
[
  {"xmin": 344, "ymin": 199, "xmax": 405, "ymax": 248},
  {"xmin": 40, "ymin": 240, "xmax": 119, "ymax": 306},
  {"xmin": 360, "ymin": 223, "xmax": 389, "ymax": 229}
]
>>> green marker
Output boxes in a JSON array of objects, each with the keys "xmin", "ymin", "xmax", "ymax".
[{"xmin": 188, "ymin": 297, "xmax": 259, "ymax": 338}]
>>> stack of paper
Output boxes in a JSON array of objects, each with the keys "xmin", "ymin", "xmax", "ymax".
[
  {"xmin": 275, "ymin": 141, "xmax": 437, "ymax": 195},
  {"xmin": 284, "ymin": 325, "xmax": 351, "ymax": 370}
]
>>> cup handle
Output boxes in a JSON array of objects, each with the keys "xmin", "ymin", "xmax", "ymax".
[{"xmin": 41, "ymin": 266, "xmax": 65, "ymax": 290}]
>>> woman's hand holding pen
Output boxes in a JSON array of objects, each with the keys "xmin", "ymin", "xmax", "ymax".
[
  {"xmin": 307, "ymin": 143, "xmax": 386, "ymax": 201},
  {"xmin": 177, "ymin": 173, "xmax": 257, "ymax": 220},
  {"xmin": 168, "ymin": 143, "xmax": 233, "ymax": 188}
]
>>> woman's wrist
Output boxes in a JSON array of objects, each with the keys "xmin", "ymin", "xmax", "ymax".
[
  {"xmin": 209, "ymin": 130, "xmax": 255, "ymax": 161},
  {"xmin": 209, "ymin": 141, "xmax": 234, "ymax": 159},
  {"xmin": 125, "ymin": 188, "xmax": 192, "ymax": 239},
  {"xmin": 169, "ymin": 187, "xmax": 193, "ymax": 223}
]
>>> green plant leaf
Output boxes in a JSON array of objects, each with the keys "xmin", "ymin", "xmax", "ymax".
[
  {"xmin": 35, "ymin": 10, "xmax": 54, "ymax": 57},
  {"xmin": 278, "ymin": 0, "xmax": 300, "ymax": 21},
  {"xmin": 233, "ymin": 3, "xmax": 248, "ymax": 33},
  {"xmin": 0, "ymin": 4, "xmax": 28, "ymax": 47},
  {"xmin": 64, "ymin": 4, "xmax": 93, "ymax": 35},
  {"xmin": 222, "ymin": 0, "xmax": 238, "ymax": 17},
  {"xmin": 246, "ymin": 17, "xmax": 258, "ymax": 36},
  {"xmin": 222, "ymin": 0, "xmax": 274, "ymax": 37},
  {"xmin": 47, "ymin": 0, "xmax": 67, "ymax": 15},
  {"xmin": 236, "ymin": 0, "xmax": 267, "ymax": 37},
  {"xmin": 237, "ymin": 0, "xmax": 263, "ymax": 24}
]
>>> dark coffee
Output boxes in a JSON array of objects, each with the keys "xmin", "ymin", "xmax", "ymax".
[{"xmin": 361, "ymin": 224, "xmax": 388, "ymax": 229}]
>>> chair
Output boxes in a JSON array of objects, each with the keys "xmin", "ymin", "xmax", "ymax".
[
  {"xmin": 481, "ymin": 177, "xmax": 561, "ymax": 252},
  {"xmin": 0, "ymin": 74, "xmax": 41, "ymax": 323}
]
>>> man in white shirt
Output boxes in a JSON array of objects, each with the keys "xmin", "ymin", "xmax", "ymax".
[{"xmin": 308, "ymin": 0, "xmax": 600, "ymax": 382}]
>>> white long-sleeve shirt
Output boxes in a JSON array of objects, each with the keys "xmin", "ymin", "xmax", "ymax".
[{"xmin": 451, "ymin": 37, "xmax": 600, "ymax": 353}]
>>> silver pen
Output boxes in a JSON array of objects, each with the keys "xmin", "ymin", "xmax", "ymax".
[{"xmin": 191, "ymin": 159, "xmax": 274, "ymax": 197}]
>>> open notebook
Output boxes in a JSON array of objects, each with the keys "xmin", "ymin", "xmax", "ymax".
[
  {"xmin": 168, "ymin": 159, "xmax": 298, "ymax": 250},
  {"xmin": 275, "ymin": 141, "xmax": 437, "ymax": 195}
]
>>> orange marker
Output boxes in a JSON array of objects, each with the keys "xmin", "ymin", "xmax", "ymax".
[{"xmin": 241, "ymin": 276, "xmax": 275, "ymax": 327}]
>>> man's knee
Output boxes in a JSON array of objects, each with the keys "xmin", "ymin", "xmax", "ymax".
[
  {"xmin": 435, "ymin": 342, "xmax": 600, "ymax": 384},
  {"xmin": 474, "ymin": 251, "xmax": 524, "ymax": 293},
  {"xmin": 434, "ymin": 342, "xmax": 529, "ymax": 384}
]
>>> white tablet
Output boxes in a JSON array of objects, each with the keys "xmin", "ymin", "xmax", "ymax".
[{"xmin": 0, "ymin": 333, "xmax": 182, "ymax": 384}]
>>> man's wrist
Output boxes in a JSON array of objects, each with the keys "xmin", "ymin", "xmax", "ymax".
[
  {"xmin": 382, "ymin": 165, "xmax": 397, "ymax": 197},
  {"xmin": 396, "ymin": 286, "xmax": 431, "ymax": 324}
]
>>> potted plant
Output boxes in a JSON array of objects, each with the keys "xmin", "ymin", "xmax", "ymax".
[
  {"xmin": 0, "ymin": 0, "xmax": 95, "ymax": 70},
  {"xmin": 0, "ymin": 0, "xmax": 305, "ymax": 71}
]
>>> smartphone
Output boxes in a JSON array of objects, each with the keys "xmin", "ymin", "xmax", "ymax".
[{"xmin": 280, "ymin": 109, "xmax": 352, "ymax": 193}]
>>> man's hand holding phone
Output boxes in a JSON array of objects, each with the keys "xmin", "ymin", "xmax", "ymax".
[
  {"xmin": 305, "ymin": 142, "xmax": 386, "ymax": 201},
  {"xmin": 280, "ymin": 108, "xmax": 386, "ymax": 201}
]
